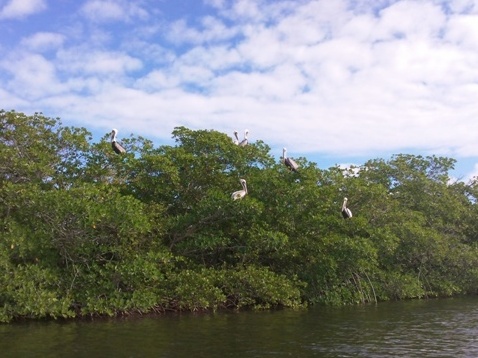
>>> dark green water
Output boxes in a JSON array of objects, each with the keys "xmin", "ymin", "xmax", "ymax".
[{"xmin": 1, "ymin": 296, "xmax": 477, "ymax": 357}]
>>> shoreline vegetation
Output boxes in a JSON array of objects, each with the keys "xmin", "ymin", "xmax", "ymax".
[{"xmin": 1, "ymin": 109, "xmax": 478, "ymax": 323}]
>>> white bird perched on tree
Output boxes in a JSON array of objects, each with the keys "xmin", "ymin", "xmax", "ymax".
[
  {"xmin": 239, "ymin": 129, "xmax": 249, "ymax": 147},
  {"xmin": 283, "ymin": 147, "xmax": 299, "ymax": 172},
  {"xmin": 233, "ymin": 131, "xmax": 239, "ymax": 145},
  {"xmin": 111, "ymin": 128, "xmax": 126, "ymax": 154},
  {"xmin": 231, "ymin": 178, "xmax": 248, "ymax": 200},
  {"xmin": 341, "ymin": 197, "xmax": 353, "ymax": 219}
]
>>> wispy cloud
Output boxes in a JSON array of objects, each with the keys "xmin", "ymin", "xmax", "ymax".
[
  {"xmin": 167, "ymin": 16, "xmax": 239, "ymax": 45},
  {"xmin": 1, "ymin": 0, "xmax": 478, "ymax": 179},
  {"xmin": 79, "ymin": 0, "xmax": 149, "ymax": 23},
  {"xmin": 1, "ymin": 52, "xmax": 61, "ymax": 99},
  {"xmin": 20, "ymin": 32, "xmax": 65, "ymax": 51},
  {"xmin": 56, "ymin": 49, "xmax": 143, "ymax": 77},
  {"xmin": 0, "ymin": 0, "xmax": 46, "ymax": 19}
]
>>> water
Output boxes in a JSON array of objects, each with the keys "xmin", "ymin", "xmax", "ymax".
[{"xmin": 1, "ymin": 296, "xmax": 477, "ymax": 357}]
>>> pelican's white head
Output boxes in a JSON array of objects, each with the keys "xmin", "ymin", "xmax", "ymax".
[
  {"xmin": 111, "ymin": 128, "xmax": 118, "ymax": 141},
  {"xmin": 240, "ymin": 178, "xmax": 247, "ymax": 191}
]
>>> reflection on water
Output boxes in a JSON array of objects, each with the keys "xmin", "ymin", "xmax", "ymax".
[{"xmin": 1, "ymin": 296, "xmax": 477, "ymax": 357}]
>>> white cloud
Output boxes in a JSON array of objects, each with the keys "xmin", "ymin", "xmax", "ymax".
[
  {"xmin": 445, "ymin": 14, "xmax": 478, "ymax": 49},
  {"xmin": 179, "ymin": 45, "xmax": 242, "ymax": 71},
  {"xmin": 168, "ymin": 16, "xmax": 239, "ymax": 45},
  {"xmin": 445, "ymin": 0, "xmax": 478, "ymax": 14},
  {"xmin": 2, "ymin": 0, "xmax": 478, "ymax": 179},
  {"xmin": 56, "ymin": 49, "xmax": 143, "ymax": 77},
  {"xmin": 204, "ymin": 0, "xmax": 227, "ymax": 9},
  {"xmin": 134, "ymin": 70, "xmax": 179, "ymax": 92},
  {"xmin": 210, "ymin": 64, "xmax": 306, "ymax": 99},
  {"xmin": 80, "ymin": 0, "xmax": 148, "ymax": 23},
  {"xmin": 373, "ymin": 1, "xmax": 446, "ymax": 40},
  {"xmin": 0, "ymin": 87, "xmax": 29, "ymax": 109},
  {"xmin": 0, "ymin": 53, "xmax": 63, "ymax": 99},
  {"xmin": 20, "ymin": 32, "xmax": 65, "ymax": 51},
  {"xmin": 0, "ymin": 0, "xmax": 46, "ymax": 19},
  {"xmin": 230, "ymin": 0, "xmax": 263, "ymax": 21}
]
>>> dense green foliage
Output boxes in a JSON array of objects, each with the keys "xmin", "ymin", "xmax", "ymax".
[{"xmin": 1, "ymin": 109, "xmax": 478, "ymax": 322}]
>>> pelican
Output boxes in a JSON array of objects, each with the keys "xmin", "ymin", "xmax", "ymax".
[
  {"xmin": 231, "ymin": 178, "xmax": 248, "ymax": 200},
  {"xmin": 283, "ymin": 147, "xmax": 299, "ymax": 172},
  {"xmin": 233, "ymin": 131, "xmax": 239, "ymax": 145},
  {"xmin": 341, "ymin": 197, "xmax": 352, "ymax": 219},
  {"xmin": 111, "ymin": 128, "xmax": 126, "ymax": 154},
  {"xmin": 239, "ymin": 129, "xmax": 249, "ymax": 147}
]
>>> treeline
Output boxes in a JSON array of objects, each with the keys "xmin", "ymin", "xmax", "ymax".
[{"xmin": 1, "ymin": 109, "xmax": 478, "ymax": 323}]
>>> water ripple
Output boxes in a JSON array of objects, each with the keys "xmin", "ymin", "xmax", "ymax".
[{"xmin": 1, "ymin": 296, "xmax": 478, "ymax": 357}]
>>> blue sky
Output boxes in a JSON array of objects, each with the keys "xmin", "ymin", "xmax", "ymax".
[{"xmin": 1, "ymin": 0, "xmax": 478, "ymax": 180}]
